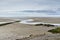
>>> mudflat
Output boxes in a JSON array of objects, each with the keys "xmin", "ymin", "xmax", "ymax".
[{"xmin": 0, "ymin": 17, "xmax": 60, "ymax": 40}]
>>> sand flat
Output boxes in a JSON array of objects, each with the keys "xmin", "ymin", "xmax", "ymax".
[
  {"xmin": 0, "ymin": 17, "xmax": 59, "ymax": 40},
  {"xmin": 30, "ymin": 17, "xmax": 60, "ymax": 24},
  {"xmin": 0, "ymin": 22, "xmax": 55, "ymax": 40}
]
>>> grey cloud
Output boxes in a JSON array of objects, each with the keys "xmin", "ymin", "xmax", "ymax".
[
  {"xmin": 0, "ymin": 0, "xmax": 60, "ymax": 6},
  {"xmin": 22, "ymin": 10, "xmax": 56, "ymax": 13},
  {"xmin": 0, "ymin": 0, "xmax": 60, "ymax": 12}
]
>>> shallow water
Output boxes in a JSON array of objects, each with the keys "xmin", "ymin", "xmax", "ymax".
[{"xmin": 20, "ymin": 19, "xmax": 60, "ymax": 26}]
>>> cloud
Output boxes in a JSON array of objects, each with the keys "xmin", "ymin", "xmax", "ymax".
[
  {"xmin": 0, "ymin": 0, "xmax": 60, "ymax": 17},
  {"xmin": 22, "ymin": 10, "xmax": 56, "ymax": 13},
  {"xmin": 0, "ymin": 0, "xmax": 60, "ymax": 11}
]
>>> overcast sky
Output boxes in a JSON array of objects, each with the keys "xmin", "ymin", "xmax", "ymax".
[
  {"xmin": 0, "ymin": 0, "xmax": 60, "ymax": 17},
  {"xmin": 0, "ymin": 0, "xmax": 60, "ymax": 11}
]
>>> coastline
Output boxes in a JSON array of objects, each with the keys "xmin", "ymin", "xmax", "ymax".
[{"xmin": 0, "ymin": 17, "xmax": 60, "ymax": 40}]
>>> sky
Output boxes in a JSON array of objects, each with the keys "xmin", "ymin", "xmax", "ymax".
[{"xmin": 0, "ymin": 0, "xmax": 60, "ymax": 17}]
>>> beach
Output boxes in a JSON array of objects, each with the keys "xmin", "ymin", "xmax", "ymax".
[{"xmin": 0, "ymin": 17, "xmax": 60, "ymax": 40}]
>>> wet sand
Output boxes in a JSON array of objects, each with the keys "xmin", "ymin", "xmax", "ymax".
[{"xmin": 0, "ymin": 17, "xmax": 60, "ymax": 40}]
